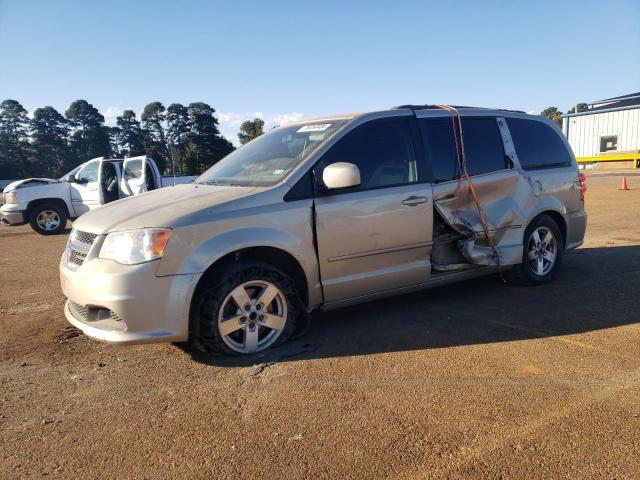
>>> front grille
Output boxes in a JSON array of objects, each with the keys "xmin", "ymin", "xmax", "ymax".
[
  {"xmin": 69, "ymin": 250, "xmax": 87, "ymax": 266},
  {"xmin": 67, "ymin": 229, "xmax": 98, "ymax": 268},
  {"xmin": 74, "ymin": 230, "xmax": 97, "ymax": 245}
]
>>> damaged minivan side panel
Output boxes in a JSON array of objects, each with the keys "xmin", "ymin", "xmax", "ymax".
[
  {"xmin": 432, "ymin": 170, "xmax": 531, "ymax": 266},
  {"xmin": 419, "ymin": 112, "xmax": 569, "ymax": 268}
]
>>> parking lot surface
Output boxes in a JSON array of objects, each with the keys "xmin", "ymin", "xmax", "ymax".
[{"xmin": 1, "ymin": 171, "xmax": 639, "ymax": 479}]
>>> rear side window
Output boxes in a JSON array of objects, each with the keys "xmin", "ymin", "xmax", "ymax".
[
  {"xmin": 419, "ymin": 117, "xmax": 507, "ymax": 181},
  {"xmin": 124, "ymin": 159, "xmax": 143, "ymax": 180},
  {"xmin": 506, "ymin": 118, "xmax": 573, "ymax": 169},
  {"xmin": 462, "ymin": 118, "xmax": 507, "ymax": 176},
  {"xmin": 419, "ymin": 118, "xmax": 458, "ymax": 183},
  {"xmin": 319, "ymin": 117, "xmax": 419, "ymax": 192}
]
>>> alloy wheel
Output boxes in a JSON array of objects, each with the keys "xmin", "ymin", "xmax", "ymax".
[
  {"xmin": 527, "ymin": 226, "xmax": 557, "ymax": 276},
  {"xmin": 36, "ymin": 210, "xmax": 61, "ymax": 231},
  {"xmin": 217, "ymin": 280, "xmax": 288, "ymax": 354}
]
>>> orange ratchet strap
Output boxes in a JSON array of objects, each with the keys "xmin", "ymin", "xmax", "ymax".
[{"xmin": 435, "ymin": 105, "xmax": 504, "ymax": 279}]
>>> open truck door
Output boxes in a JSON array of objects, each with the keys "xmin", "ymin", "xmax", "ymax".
[
  {"xmin": 121, "ymin": 156, "xmax": 160, "ymax": 197},
  {"xmin": 69, "ymin": 157, "xmax": 105, "ymax": 216}
]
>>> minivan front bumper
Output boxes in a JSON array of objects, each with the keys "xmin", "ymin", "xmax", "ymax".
[{"xmin": 60, "ymin": 252, "xmax": 199, "ymax": 344}]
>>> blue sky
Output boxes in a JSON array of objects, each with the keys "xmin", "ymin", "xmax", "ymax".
[{"xmin": 1, "ymin": 0, "xmax": 639, "ymax": 144}]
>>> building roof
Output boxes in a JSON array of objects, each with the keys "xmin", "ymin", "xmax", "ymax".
[
  {"xmin": 592, "ymin": 91, "xmax": 640, "ymax": 103},
  {"xmin": 588, "ymin": 92, "xmax": 640, "ymax": 112},
  {"xmin": 564, "ymin": 91, "xmax": 640, "ymax": 117}
]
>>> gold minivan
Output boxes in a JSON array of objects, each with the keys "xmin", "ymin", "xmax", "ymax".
[{"xmin": 60, "ymin": 106, "xmax": 587, "ymax": 355}]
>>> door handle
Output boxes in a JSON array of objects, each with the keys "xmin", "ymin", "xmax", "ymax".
[{"xmin": 402, "ymin": 195, "xmax": 428, "ymax": 206}]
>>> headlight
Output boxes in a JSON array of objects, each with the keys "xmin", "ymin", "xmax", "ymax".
[
  {"xmin": 99, "ymin": 228, "xmax": 172, "ymax": 265},
  {"xmin": 4, "ymin": 191, "xmax": 17, "ymax": 204}
]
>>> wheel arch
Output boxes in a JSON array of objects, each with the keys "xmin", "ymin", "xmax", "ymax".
[
  {"xmin": 26, "ymin": 198, "xmax": 71, "ymax": 220},
  {"xmin": 190, "ymin": 245, "xmax": 310, "ymax": 313},
  {"xmin": 528, "ymin": 209, "xmax": 567, "ymax": 249}
]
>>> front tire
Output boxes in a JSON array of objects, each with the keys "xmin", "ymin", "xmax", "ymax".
[
  {"xmin": 28, "ymin": 203, "xmax": 67, "ymax": 235},
  {"xmin": 505, "ymin": 214, "xmax": 563, "ymax": 285},
  {"xmin": 192, "ymin": 263, "xmax": 299, "ymax": 355}
]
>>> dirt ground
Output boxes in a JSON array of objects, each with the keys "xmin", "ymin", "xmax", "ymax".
[{"xmin": 1, "ymin": 171, "xmax": 639, "ymax": 479}]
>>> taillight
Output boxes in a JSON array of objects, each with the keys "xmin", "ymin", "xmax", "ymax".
[{"xmin": 578, "ymin": 173, "xmax": 587, "ymax": 201}]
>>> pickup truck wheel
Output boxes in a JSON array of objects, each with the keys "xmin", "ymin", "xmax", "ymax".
[
  {"xmin": 29, "ymin": 204, "xmax": 67, "ymax": 235},
  {"xmin": 194, "ymin": 264, "xmax": 299, "ymax": 355},
  {"xmin": 505, "ymin": 214, "xmax": 563, "ymax": 285}
]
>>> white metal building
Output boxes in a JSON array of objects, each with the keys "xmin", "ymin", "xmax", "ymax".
[{"xmin": 562, "ymin": 92, "xmax": 640, "ymax": 168}]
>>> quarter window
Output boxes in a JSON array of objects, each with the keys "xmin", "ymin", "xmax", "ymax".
[
  {"xmin": 506, "ymin": 118, "xmax": 573, "ymax": 169},
  {"xmin": 318, "ymin": 117, "xmax": 419, "ymax": 192}
]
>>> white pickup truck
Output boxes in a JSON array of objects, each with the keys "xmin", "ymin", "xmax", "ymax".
[{"xmin": 1, "ymin": 156, "xmax": 197, "ymax": 234}]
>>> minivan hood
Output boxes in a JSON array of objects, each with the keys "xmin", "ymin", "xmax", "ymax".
[{"xmin": 73, "ymin": 184, "xmax": 262, "ymax": 234}]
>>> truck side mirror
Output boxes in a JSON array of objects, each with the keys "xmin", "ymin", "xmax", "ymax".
[
  {"xmin": 322, "ymin": 162, "xmax": 361, "ymax": 190},
  {"xmin": 67, "ymin": 174, "xmax": 77, "ymax": 183}
]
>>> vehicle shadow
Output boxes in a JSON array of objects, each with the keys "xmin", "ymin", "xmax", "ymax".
[{"xmin": 187, "ymin": 245, "xmax": 640, "ymax": 368}]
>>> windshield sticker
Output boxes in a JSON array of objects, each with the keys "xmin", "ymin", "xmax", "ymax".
[
  {"xmin": 308, "ymin": 133, "xmax": 327, "ymax": 142},
  {"xmin": 297, "ymin": 124, "xmax": 331, "ymax": 133},
  {"xmin": 272, "ymin": 169, "xmax": 286, "ymax": 175}
]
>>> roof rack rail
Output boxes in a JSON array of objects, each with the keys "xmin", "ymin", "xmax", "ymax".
[{"xmin": 392, "ymin": 104, "xmax": 526, "ymax": 114}]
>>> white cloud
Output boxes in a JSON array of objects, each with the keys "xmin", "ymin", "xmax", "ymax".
[
  {"xmin": 217, "ymin": 111, "xmax": 305, "ymax": 145},
  {"xmin": 103, "ymin": 106, "xmax": 132, "ymax": 126},
  {"xmin": 271, "ymin": 112, "xmax": 304, "ymax": 126}
]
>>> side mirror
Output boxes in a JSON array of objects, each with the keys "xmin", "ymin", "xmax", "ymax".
[
  {"xmin": 322, "ymin": 162, "xmax": 361, "ymax": 190},
  {"xmin": 67, "ymin": 174, "xmax": 77, "ymax": 183}
]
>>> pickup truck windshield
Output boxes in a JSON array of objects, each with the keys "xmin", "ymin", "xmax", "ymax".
[
  {"xmin": 59, "ymin": 164, "xmax": 82, "ymax": 182},
  {"xmin": 196, "ymin": 120, "xmax": 348, "ymax": 186}
]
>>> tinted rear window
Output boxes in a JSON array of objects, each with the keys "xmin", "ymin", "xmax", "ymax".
[
  {"xmin": 462, "ymin": 118, "xmax": 507, "ymax": 176},
  {"xmin": 506, "ymin": 118, "xmax": 573, "ymax": 169},
  {"xmin": 420, "ymin": 117, "xmax": 507, "ymax": 181}
]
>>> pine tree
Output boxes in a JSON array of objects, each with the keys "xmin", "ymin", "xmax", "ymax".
[
  {"xmin": 166, "ymin": 103, "xmax": 189, "ymax": 175},
  {"xmin": 30, "ymin": 106, "xmax": 70, "ymax": 177},
  {"xmin": 0, "ymin": 99, "xmax": 31, "ymax": 178},
  {"xmin": 185, "ymin": 102, "xmax": 234, "ymax": 174},
  {"xmin": 116, "ymin": 110, "xmax": 144, "ymax": 157},
  {"xmin": 65, "ymin": 100, "xmax": 111, "ymax": 166},
  {"xmin": 141, "ymin": 102, "xmax": 168, "ymax": 173}
]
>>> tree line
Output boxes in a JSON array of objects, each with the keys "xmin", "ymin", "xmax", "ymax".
[
  {"xmin": 1, "ymin": 96, "xmax": 579, "ymax": 180},
  {"xmin": 0, "ymin": 99, "xmax": 253, "ymax": 179},
  {"xmin": 540, "ymin": 103, "xmax": 588, "ymax": 126}
]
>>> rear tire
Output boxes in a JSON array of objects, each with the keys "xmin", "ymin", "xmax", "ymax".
[
  {"xmin": 28, "ymin": 203, "xmax": 67, "ymax": 235},
  {"xmin": 191, "ymin": 262, "xmax": 299, "ymax": 356},
  {"xmin": 505, "ymin": 214, "xmax": 563, "ymax": 286}
]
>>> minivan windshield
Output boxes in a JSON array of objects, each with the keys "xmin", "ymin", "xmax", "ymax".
[{"xmin": 196, "ymin": 120, "xmax": 349, "ymax": 187}]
